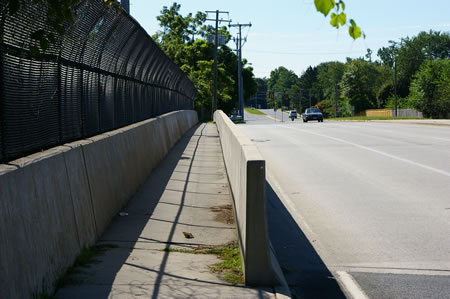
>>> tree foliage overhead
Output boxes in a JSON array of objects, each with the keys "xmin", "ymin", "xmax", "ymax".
[{"xmin": 314, "ymin": 0, "xmax": 363, "ymax": 39}]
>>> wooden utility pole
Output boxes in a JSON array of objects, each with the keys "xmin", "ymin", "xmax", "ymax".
[{"xmin": 206, "ymin": 11, "xmax": 231, "ymax": 119}]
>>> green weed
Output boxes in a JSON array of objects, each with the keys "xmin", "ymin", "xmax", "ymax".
[{"xmin": 162, "ymin": 242, "xmax": 244, "ymax": 284}]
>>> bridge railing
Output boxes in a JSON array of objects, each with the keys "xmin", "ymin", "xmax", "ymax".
[{"xmin": 0, "ymin": 0, "xmax": 197, "ymax": 163}]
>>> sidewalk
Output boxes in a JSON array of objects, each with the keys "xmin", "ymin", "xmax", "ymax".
[
  {"xmin": 373, "ymin": 119, "xmax": 450, "ymax": 127},
  {"xmin": 55, "ymin": 123, "xmax": 278, "ymax": 298}
]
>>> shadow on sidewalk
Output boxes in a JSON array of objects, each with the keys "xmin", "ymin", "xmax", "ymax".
[
  {"xmin": 59, "ymin": 124, "xmax": 272, "ymax": 298},
  {"xmin": 265, "ymin": 182, "xmax": 346, "ymax": 299}
]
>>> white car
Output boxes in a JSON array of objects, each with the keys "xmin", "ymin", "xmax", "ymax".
[{"xmin": 289, "ymin": 110, "xmax": 297, "ymax": 119}]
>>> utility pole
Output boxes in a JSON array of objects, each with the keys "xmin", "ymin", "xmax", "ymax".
[
  {"xmin": 394, "ymin": 60, "xmax": 398, "ymax": 117},
  {"xmin": 229, "ymin": 22, "xmax": 251, "ymax": 121},
  {"xmin": 206, "ymin": 11, "xmax": 231, "ymax": 119},
  {"xmin": 299, "ymin": 88, "xmax": 312, "ymax": 109},
  {"xmin": 334, "ymin": 81, "xmax": 338, "ymax": 118},
  {"xmin": 309, "ymin": 89, "xmax": 312, "ymax": 108}
]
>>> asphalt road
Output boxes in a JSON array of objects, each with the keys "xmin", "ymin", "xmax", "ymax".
[{"xmin": 239, "ymin": 109, "xmax": 450, "ymax": 299}]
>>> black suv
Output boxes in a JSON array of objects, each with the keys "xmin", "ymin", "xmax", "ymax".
[{"xmin": 303, "ymin": 108, "xmax": 323, "ymax": 122}]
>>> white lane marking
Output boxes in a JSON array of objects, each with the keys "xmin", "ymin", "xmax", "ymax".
[
  {"xmin": 337, "ymin": 271, "xmax": 370, "ymax": 299},
  {"xmin": 324, "ymin": 122, "xmax": 450, "ymax": 143},
  {"xmin": 286, "ymin": 126, "xmax": 450, "ymax": 178}
]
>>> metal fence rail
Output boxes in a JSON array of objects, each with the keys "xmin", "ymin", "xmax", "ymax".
[{"xmin": 0, "ymin": 0, "xmax": 196, "ymax": 163}]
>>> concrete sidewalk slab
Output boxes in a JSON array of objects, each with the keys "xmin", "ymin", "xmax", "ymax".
[{"xmin": 55, "ymin": 123, "xmax": 282, "ymax": 299}]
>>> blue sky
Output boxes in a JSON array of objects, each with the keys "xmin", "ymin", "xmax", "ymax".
[{"xmin": 129, "ymin": 0, "xmax": 450, "ymax": 78}]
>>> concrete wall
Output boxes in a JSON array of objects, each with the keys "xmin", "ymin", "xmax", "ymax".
[
  {"xmin": 0, "ymin": 110, "xmax": 198, "ymax": 299},
  {"xmin": 214, "ymin": 110, "xmax": 283, "ymax": 286}
]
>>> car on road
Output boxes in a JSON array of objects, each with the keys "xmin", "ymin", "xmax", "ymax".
[
  {"xmin": 303, "ymin": 108, "xmax": 323, "ymax": 122},
  {"xmin": 289, "ymin": 110, "xmax": 297, "ymax": 119}
]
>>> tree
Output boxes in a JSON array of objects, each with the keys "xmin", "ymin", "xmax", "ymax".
[
  {"xmin": 377, "ymin": 31, "xmax": 450, "ymax": 98},
  {"xmin": 408, "ymin": 59, "xmax": 450, "ymax": 118},
  {"xmin": 267, "ymin": 67, "xmax": 299, "ymax": 108},
  {"xmin": 298, "ymin": 66, "xmax": 320, "ymax": 107},
  {"xmin": 153, "ymin": 3, "xmax": 256, "ymax": 120},
  {"xmin": 340, "ymin": 60, "xmax": 381, "ymax": 113},
  {"xmin": 316, "ymin": 61, "xmax": 345, "ymax": 99}
]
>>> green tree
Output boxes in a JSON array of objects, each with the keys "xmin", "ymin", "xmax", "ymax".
[
  {"xmin": 378, "ymin": 31, "xmax": 450, "ymax": 98},
  {"xmin": 298, "ymin": 66, "xmax": 321, "ymax": 108},
  {"xmin": 153, "ymin": 3, "xmax": 256, "ymax": 120},
  {"xmin": 316, "ymin": 61, "xmax": 345, "ymax": 100},
  {"xmin": 408, "ymin": 59, "xmax": 450, "ymax": 118},
  {"xmin": 267, "ymin": 67, "xmax": 299, "ymax": 109},
  {"xmin": 340, "ymin": 60, "xmax": 381, "ymax": 112}
]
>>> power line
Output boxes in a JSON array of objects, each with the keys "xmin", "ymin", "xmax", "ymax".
[{"xmin": 245, "ymin": 49, "xmax": 367, "ymax": 56}]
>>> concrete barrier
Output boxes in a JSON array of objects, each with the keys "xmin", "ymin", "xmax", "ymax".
[
  {"xmin": 0, "ymin": 110, "xmax": 198, "ymax": 299},
  {"xmin": 214, "ymin": 110, "xmax": 284, "ymax": 286}
]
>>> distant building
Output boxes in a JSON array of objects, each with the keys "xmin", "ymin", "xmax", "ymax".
[{"xmin": 121, "ymin": 0, "xmax": 130, "ymax": 14}]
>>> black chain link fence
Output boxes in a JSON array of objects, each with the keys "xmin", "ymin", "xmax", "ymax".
[{"xmin": 0, "ymin": 0, "xmax": 197, "ymax": 163}]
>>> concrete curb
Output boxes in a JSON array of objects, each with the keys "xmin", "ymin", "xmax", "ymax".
[{"xmin": 214, "ymin": 110, "xmax": 291, "ymax": 296}]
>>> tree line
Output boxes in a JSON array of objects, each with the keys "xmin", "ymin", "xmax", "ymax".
[{"xmin": 262, "ymin": 30, "xmax": 450, "ymax": 118}]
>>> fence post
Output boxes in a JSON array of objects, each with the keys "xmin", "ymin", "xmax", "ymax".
[
  {"xmin": 57, "ymin": 55, "xmax": 63, "ymax": 144},
  {"xmin": 0, "ymin": 39, "xmax": 4, "ymax": 163}
]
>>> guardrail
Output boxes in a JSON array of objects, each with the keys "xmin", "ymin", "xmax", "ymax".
[{"xmin": 214, "ymin": 110, "xmax": 284, "ymax": 286}]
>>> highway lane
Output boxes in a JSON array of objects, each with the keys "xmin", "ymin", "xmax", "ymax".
[{"xmin": 239, "ymin": 110, "xmax": 450, "ymax": 298}]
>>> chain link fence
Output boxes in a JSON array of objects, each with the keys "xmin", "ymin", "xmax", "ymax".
[{"xmin": 0, "ymin": 0, "xmax": 196, "ymax": 163}]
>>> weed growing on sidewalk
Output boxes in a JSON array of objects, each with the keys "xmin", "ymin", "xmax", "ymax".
[{"xmin": 162, "ymin": 241, "xmax": 243, "ymax": 284}]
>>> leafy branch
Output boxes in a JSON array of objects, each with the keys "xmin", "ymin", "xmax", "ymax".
[{"xmin": 314, "ymin": 0, "xmax": 364, "ymax": 39}]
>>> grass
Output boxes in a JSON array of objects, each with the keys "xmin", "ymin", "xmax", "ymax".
[
  {"xmin": 327, "ymin": 116, "xmax": 421, "ymax": 121},
  {"xmin": 244, "ymin": 108, "xmax": 266, "ymax": 115},
  {"xmin": 162, "ymin": 242, "xmax": 243, "ymax": 284}
]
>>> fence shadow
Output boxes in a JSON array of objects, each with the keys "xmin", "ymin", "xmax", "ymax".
[
  {"xmin": 265, "ymin": 182, "xmax": 347, "ymax": 299},
  {"xmin": 57, "ymin": 123, "xmax": 271, "ymax": 299},
  {"xmin": 56, "ymin": 124, "xmax": 209, "ymax": 298}
]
